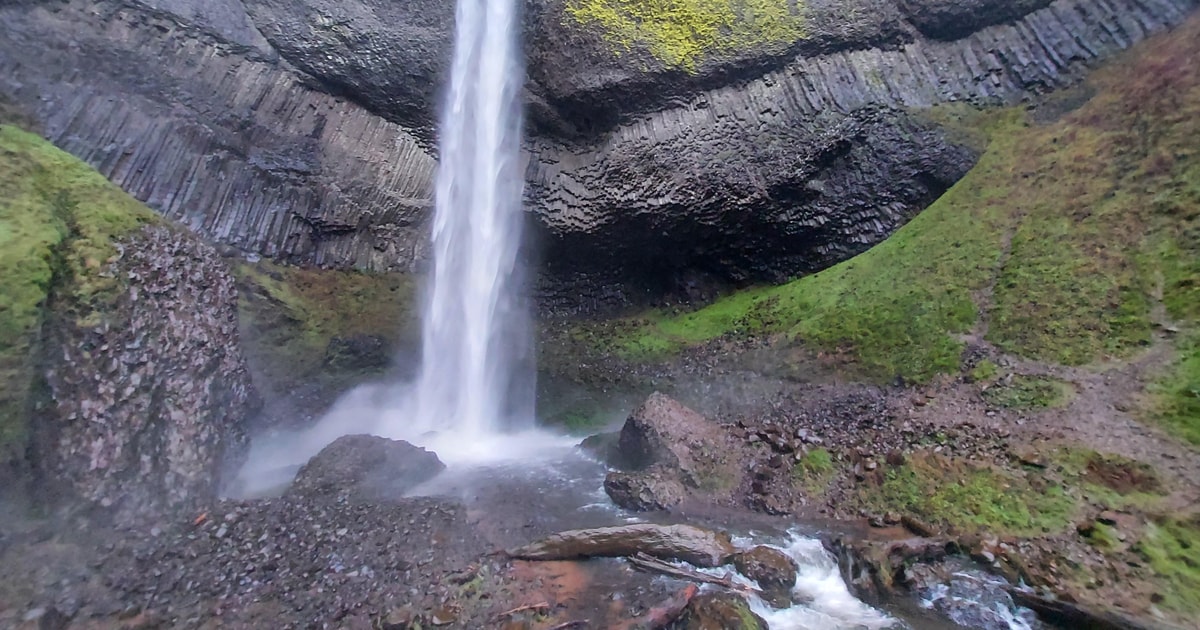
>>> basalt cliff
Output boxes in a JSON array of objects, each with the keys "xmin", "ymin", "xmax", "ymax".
[{"xmin": 2, "ymin": 0, "xmax": 1196, "ymax": 308}]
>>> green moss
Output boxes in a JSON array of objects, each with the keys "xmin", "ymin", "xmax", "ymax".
[
  {"xmin": 564, "ymin": 0, "xmax": 807, "ymax": 71},
  {"xmin": 981, "ymin": 375, "xmax": 1074, "ymax": 409},
  {"xmin": 1135, "ymin": 517, "xmax": 1200, "ymax": 615},
  {"xmin": 1083, "ymin": 521, "xmax": 1121, "ymax": 551},
  {"xmin": 0, "ymin": 125, "xmax": 157, "ymax": 464},
  {"xmin": 1151, "ymin": 333, "xmax": 1200, "ymax": 446},
  {"xmin": 234, "ymin": 260, "xmax": 416, "ymax": 391},
  {"xmin": 1049, "ymin": 448, "xmax": 1168, "ymax": 511},
  {"xmin": 968, "ymin": 359, "xmax": 999, "ymax": 383},
  {"xmin": 863, "ymin": 454, "xmax": 1077, "ymax": 535},
  {"xmin": 572, "ymin": 19, "xmax": 1200, "ymax": 386},
  {"xmin": 792, "ymin": 447, "xmax": 836, "ymax": 496}
]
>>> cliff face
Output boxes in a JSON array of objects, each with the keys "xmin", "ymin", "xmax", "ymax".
[{"xmin": 1, "ymin": 0, "xmax": 1196, "ymax": 305}]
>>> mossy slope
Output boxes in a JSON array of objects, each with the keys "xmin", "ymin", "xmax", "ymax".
[
  {"xmin": 579, "ymin": 17, "xmax": 1200, "ymax": 392},
  {"xmin": 235, "ymin": 260, "xmax": 417, "ymax": 394},
  {"xmin": 0, "ymin": 125, "xmax": 157, "ymax": 465}
]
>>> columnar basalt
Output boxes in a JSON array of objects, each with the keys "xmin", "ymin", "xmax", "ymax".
[{"xmin": 0, "ymin": 0, "xmax": 1195, "ymax": 306}]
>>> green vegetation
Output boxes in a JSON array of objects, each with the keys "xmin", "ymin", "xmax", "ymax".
[
  {"xmin": 968, "ymin": 359, "xmax": 999, "ymax": 383},
  {"xmin": 863, "ymin": 454, "xmax": 1077, "ymax": 535},
  {"xmin": 1152, "ymin": 333, "xmax": 1200, "ymax": 446},
  {"xmin": 234, "ymin": 260, "xmax": 416, "ymax": 390},
  {"xmin": 981, "ymin": 375, "xmax": 1074, "ymax": 409},
  {"xmin": 564, "ymin": 0, "xmax": 806, "ymax": 71},
  {"xmin": 1082, "ymin": 521, "xmax": 1121, "ymax": 551},
  {"xmin": 571, "ymin": 18, "xmax": 1200, "ymax": 387},
  {"xmin": 792, "ymin": 447, "xmax": 836, "ymax": 495},
  {"xmin": 1048, "ymin": 448, "xmax": 1167, "ymax": 512},
  {"xmin": 0, "ymin": 125, "xmax": 157, "ymax": 464},
  {"xmin": 1136, "ymin": 516, "xmax": 1200, "ymax": 615}
]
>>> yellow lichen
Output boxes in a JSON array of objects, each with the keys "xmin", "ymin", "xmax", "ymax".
[{"xmin": 564, "ymin": 0, "xmax": 807, "ymax": 72}]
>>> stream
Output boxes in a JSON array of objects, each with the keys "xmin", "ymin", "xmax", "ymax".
[{"xmin": 233, "ymin": 408, "xmax": 1047, "ymax": 630}]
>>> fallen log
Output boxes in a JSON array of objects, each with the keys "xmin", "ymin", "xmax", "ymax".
[
  {"xmin": 627, "ymin": 553, "xmax": 759, "ymax": 596},
  {"xmin": 506, "ymin": 524, "xmax": 736, "ymax": 567}
]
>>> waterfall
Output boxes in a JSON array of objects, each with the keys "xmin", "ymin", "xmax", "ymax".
[{"xmin": 404, "ymin": 0, "xmax": 533, "ymax": 439}]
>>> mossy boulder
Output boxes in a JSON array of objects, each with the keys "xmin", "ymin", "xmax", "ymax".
[{"xmin": 0, "ymin": 125, "xmax": 258, "ymax": 515}]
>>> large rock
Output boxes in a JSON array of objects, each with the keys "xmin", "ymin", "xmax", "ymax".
[
  {"xmin": 507, "ymin": 523, "xmax": 736, "ymax": 567},
  {"xmin": 672, "ymin": 592, "xmax": 768, "ymax": 630},
  {"xmin": 603, "ymin": 467, "xmax": 689, "ymax": 512},
  {"xmin": 604, "ymin": 393, "xmax": 740, "ymax": 510},
  {"xmin": 615, "ymin": 392, "xmax": 735, "ymax": 484},
  {"xmin": 733, "ymin": 546, "xmax": 800, "ymax": 608},
  {"xmin": 286, "ymin": 434, "xmax": 445, "ymax": 502},
  {"xmin": 34, "ymin": 225, "xmax": 258, "ymax": 516}
]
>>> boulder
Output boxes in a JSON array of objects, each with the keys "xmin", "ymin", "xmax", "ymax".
[
  {"xmin": 287, "ymin": 435, "xmax": 444, "ymax": 502},
  {"xmin": 615, "ymin": 392, "xmax": 738, "ymax": 489},
  {"xmin": 733, "ymin": 546, "xmax": 800, "ymax": 608},
  {"xmin": 603, "ymin": 467, "xmax": 688, "ymax": 512},
  {"xmin": 603, "ymin": 393, "xmax": 740, "ymax": 510},
  {"xmin": 32, "ymin": 223, "xmax": 259, "ymax": 518},
  {"xmin": 672, "ymin": 592, "xmax": 768, "ymax": 630},
  {"xmin": 507, "ymin": 523, "xmax": 736, "ymax": 567}
]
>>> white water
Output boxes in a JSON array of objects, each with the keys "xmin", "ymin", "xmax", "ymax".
[
  {"xmin": 705, "ymin": 532, "xmax": 899, "ymax": 630},
  {"xmin": 400, "ymin": 0, "xmax": 533, "ymax": 441}
]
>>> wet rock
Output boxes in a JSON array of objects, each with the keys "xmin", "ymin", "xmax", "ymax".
[
  {"xmin": 732, "ymin": 546, "xmax": 799, "ymax": 608},
  {"xmin": 322, "ymin": 334, "xmax": 391, "ymax": 371},
  {"xmin": 578, "ymin": 431, "xmax": 621, "ymax": 465},
  {"xmin": 604, "ymin": 467, "xmax": 688, "ymax": 512},
  {"xmin": 286, "ymin": 435, "xmax": 444, "ymax": 502},
  {"xmin": 34, "ymin": 226, "xmax": 259, "ymax": 518},
  {"xmin": 1009, "ymin": 588, "xmax": 1164, "ymax": 630},
  {"xmin": 607, "ymin": 393, "xmax": 739, "ymax": 506},
  {"xmin": 672, "ymin": 592, "xmax": 767, "ymax": 630},
  {"xmin": 507, "ymin": 524, "xmax": 736, "ymax": 567}
]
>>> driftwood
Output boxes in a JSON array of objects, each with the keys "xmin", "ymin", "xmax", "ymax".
[
  {"xmin": 492, "ymin": 602, "xmax": 550, "ymax": 622},
  {"xmin": 506, "ymin": 524, "xmax": 735, "ymax": 567},
  {"xmin": 626, "ymin": 553, "xmax": 760, "ymax": 597},
  {"xmin": 547, "ymin": 621, "xmax": 588, "ymax": 630}
]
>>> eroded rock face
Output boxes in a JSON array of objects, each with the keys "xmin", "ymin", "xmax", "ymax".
[
  {"xmin": 35, "ymin": 226, "xmax": 258, "ymax": 517},
  {"xmin": 286, "ymin": 434, "xmax": 445, "ymax": 502}
]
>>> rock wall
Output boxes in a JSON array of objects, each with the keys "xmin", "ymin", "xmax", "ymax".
[
  {"xmin": 36, "ymin": 226, "xmax": 259, "ymax": 517},
  {"xmin": 0, "ymin": 0, "xmax": 1196, "ymax": 307},
  {"xmin": 529, "ymin": 0, "xmax": 1199, "ymax": 299},
  {"xmin": 0, "ymin": 0, "xmax": 436, "ymax": 273}
]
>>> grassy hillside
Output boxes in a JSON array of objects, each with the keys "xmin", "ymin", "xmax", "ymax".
[
  {"xmin": 576, "ymin": 15, "xmax": 1199, "ymax": 386},
  {"xmin": 0, "ymin": 125, "xmax": 158, "ymax": 465}
]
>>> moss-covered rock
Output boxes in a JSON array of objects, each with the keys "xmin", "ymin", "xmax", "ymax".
[
  {"xmin": 233, "ymin": 260, "xmax": 417, "ymax": 426},
  {"xmin": 0, "ymin": 124, "xmax": 257, "ymax": 516},
  {"xmin": 0, "ymin": 124, "xmax": 158, "ymax": 467},
  {"xmin": 563, "ymin": 0, "xmax": 807, "ymax": 71}
]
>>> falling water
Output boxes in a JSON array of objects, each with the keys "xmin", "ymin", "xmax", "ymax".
[{"xmin": 406, "ymin": 0, "xmax": 532, "ymax": 438}]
